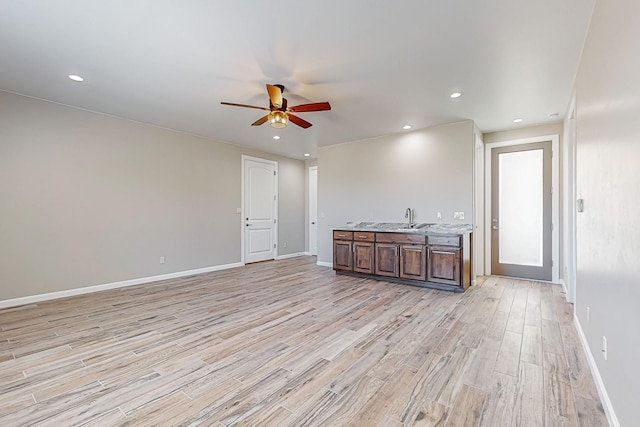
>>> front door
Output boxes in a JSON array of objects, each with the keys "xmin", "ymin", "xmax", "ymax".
[
  {"xmin": 491, "ymin": 141, "xmax": 552, "ymax": 281},
  {"xmin": 243, "ymin": 157, "xmax": 277, "ymax": 264}
]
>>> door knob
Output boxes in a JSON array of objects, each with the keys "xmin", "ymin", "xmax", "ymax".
[
  {"xmin": 246, "ymin": 224, "xmax": 251, "ymax": 227},
  {"xmin": 492, "ymin": 225, "xmax": 498, "ymax": 230},
  {"xmin": 311, "ymin": 222, "xmax": 316, "ymax": 225}
]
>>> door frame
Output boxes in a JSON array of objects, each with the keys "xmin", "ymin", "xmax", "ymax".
[
  {"xmin": 484, "ymin": 134, "xmax": 559, "ymax": 282},
  {"xmin": 241, "ymin": 155, "xmax": 278, "ymax": 265},
  {"xmin": 563, "ymin": 94, "xmax": 577, "ymax": 303},
  {"xmin": 308, "ymin": 166, "xmax": 318, "ymax": 256}
]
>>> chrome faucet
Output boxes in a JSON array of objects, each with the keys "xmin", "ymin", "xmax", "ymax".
[{"xmin": 405, "ymin": 208, "xmax": 415, "ymax": 228}]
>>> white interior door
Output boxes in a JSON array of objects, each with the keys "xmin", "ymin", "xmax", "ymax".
[
  {"xmin": 243, "ymin": 157, "xmax": 277, "ymax": 264},
  {"xmin": 309, "ymin": 166, "xmax": 318, "ymax": 256}
]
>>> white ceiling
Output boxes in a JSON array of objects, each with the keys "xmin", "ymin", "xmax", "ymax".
[{"xmin": 0, "ymin": 0, "xmax": 595, "ymax": 159}]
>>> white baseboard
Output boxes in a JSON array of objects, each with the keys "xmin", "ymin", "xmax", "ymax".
[
  {"xmin": 275, "ymin": 252, "xmax": 309, "ymax": 260},
  {"xmin": 557, "ymin": 278, "xmax": 568, "ymax": 295},
  {"xmin": 0, "ymin": 262, "xmax": 244, "ymax": 309},
  {"xmin": 317, "ymin": 261, "xmax": 333, "ymax": 268},
  {"xmin": 574, "ymin": 314, "xmax": 620, "ymax": 427}
]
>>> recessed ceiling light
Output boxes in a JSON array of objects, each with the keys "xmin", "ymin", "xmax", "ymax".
[
  {"xmin": 303, "ymin": 153, "xmax": 310, "ymax": 157},
  {"xmin": 513, "ymin": 118, "xmax": 524, "ymax": 123},
  {"xmin": 450, "ymin": 92, "xmax": 462, "ymax": 98},
  {"xmin": 68, "ymin": 74, "xmax": 84, "ymax": 82},
  {"xmin": 403, "ymin": 125, "xmax": 412, "ymax": 130},
  {"xmin": 272, "ymin": 135, "xmax": 280, "ymax": 140}
]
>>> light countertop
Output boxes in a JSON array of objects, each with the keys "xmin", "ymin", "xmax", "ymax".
[{"xmin": 334, "ymin": 222, "xmax": 472, "ymax": 235}]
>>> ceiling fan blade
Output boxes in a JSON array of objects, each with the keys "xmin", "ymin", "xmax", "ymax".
[
  {"xmin": 288, "ymin": 114, "xmax": 313, "ymax": 129},
  {"xmin": 251, "ymin": 115, "xmax": 270, "ymax": 126},
  {"xmin": 221, "ymin": 102, "xmax": 270, "ymax": 111},
  {"xmin": 266, "ymin": 84, "xmax": 283, "ymax": 109},
  {"xmin": 288, "ymin": 102, "xmax": 331, "ymax": 113}
]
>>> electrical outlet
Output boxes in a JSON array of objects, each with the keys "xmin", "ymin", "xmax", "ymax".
[
  {"xmin": 453, "ymin": 212, "xmax": 465, "ymax": 220},
  {"xmin": 602, "ymin": 336, "xmax": 607, "ymax": 360},
  {"xmin": 283, "ymin": 242, "xmax": 287, "ymax": 248},
  {"xmin": 159, "ymin": 256, "xmax": 165, "ymax": 264},
  {"xmin": 437, "ymin": 212, "xmax": 442, "ymax": 219},
  {"xmin": 236, "ymin": 207, "xmax": 241, "ymax": 214},
  {"xmin": 586, "ymin": 307, "xmax": 590, "ymax": 324}
]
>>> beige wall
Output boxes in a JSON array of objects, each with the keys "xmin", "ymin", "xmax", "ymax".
[
  {"xmin": 483, "ymin": 122, "xmax": 563, "ymax": 145},
  {"xmin": 0, "ymin": 91, "xmax": 305, "ymax": 301},
  {"xmin": 574, "ymin": 0, "xmax": 640, "ymax": 424},
  {"xmin": 317, "ymin": 120, "xmax": 475, "ymax": 264}
]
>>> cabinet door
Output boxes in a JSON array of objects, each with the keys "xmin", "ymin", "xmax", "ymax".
[
  {"xmin": 333, "ymin": 240, "xmax": 353, "ymax": 271},
  {"xmin": 400, "ymin": 244, "xmax": 426, "ymax": 281},
  {"xmin": 427, "ymin": 247, "xmax": 461, "ymax": 286},
  {"xmin": 353, "ymin": 241, "xmax": 374, "ymax": 274},
  {"xmin": 375, "ymin": 243, "xmax": 399, "ymax": 277}
]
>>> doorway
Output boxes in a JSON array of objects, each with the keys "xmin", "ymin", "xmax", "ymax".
[
  {"xmin": 242, "ymin": 156, "xmax": 278, "ymax": 264},
  {"xmin": 308, "ymin": 166, "xmax": 318, "ymax": 256},
  {"xmin": 485, "ymin": 135, "xmax": 559, "ymax": 282},
  {"xmin": 491, "ymin": 141, "xmax": 552, "ymax": 281}
]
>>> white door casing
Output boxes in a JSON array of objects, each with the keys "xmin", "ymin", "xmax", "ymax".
[
  {"xmin": 309, "ymin": 166, "xmax": 318, "ymax": 256},
  {"xmin": 484, "ymin": 135, "xmax": 559, "ymax": 283},
  {"xmin": 242, "ymin": 156, "xmax": 277, "ymax": 264},
  {"xmin": 474, "ymin": 133, "xmax": 485, "ymax": 278}
]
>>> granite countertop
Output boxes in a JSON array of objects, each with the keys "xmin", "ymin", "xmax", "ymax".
[{"xmin": 334, "ymin": 222, "xmax": 473, "ymax": 235}]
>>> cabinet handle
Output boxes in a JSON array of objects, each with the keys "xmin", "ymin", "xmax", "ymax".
[
  {"xmin": 337, "ymin": 234, "xmax": 346, "ymax": 237},
  {"xmin": 432, "ymin": 250, "xmax": 455, "ymax": 255},
  {"xmin": 358, "ymin": 235, "xmax": 368, "ymax": 239},
  {"xmin": 404, "ymin": 248, "xmax": 422, "ymax": 252}
]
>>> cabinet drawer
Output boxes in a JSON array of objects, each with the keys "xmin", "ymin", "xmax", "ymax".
[
  {"xmin": 333, "ymin": 230, "xmax": 353, "ymax": 240},
  {"xmin": 353, "ymin": 232, "xmax": 374, "ymax": 241},
  {"xmin": 375, "ymin": 233, "xmax": 426, "ymax": 244},
  {"xmin": 427, "ymin": 235, "xmax": 461, "ymax": 247}
]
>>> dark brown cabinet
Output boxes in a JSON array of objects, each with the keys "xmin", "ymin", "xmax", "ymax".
[
  {"xmin": 333, "ymin": 228, "xmax": 471, "ymax": 292},
  {"xmin": 375, "ymin": 243, "xmax": 399, "ymax": 277},
  {"xmin": 353, "ymin": 241, "xmax": 374, "ymax": 274},
  {"xmin": 400, "ymin": 244, "xmax": 427, "ymax": 281},
  {"xmin": 333, "ymin": 231, "xmax": 353, "ymax": 271},
  {"xmin": 427, "ymin": 247, "xmax": 461, "ymax": 285}
]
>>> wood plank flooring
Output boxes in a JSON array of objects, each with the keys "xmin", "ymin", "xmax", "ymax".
[{"xmin": 0, "ymin": 257, "xmax": 608, "ymax": 426}]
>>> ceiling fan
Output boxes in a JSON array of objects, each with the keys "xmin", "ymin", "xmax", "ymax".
[{"xmin": 221, "ymin": 84, "xmax": 331, "ymax": 129}]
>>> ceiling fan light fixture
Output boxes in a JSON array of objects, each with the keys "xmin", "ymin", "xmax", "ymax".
[{"xmin": 269, "ymin": 111, "xmax": 288, "ymax": 128}]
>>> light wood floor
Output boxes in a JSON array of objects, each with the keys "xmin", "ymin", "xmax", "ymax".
[{"xmin": 0, "ymin": 257, "xmax": 607, "ymax": 426}]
